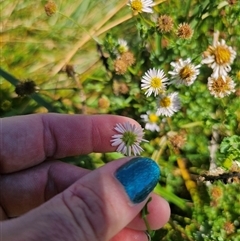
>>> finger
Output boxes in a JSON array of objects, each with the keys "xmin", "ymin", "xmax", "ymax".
[
  {"xmin": 0, "ymin": 207, "xmax": 7, "ymax": 220},
  {"xmin": 0, "ymin": 113, "xmax": 140, "ymax": 173},
  {"xmin": 1, "ymin": 161, "xmax": 90, "ymax": 218},
  {"xmin": 1, "ymin": 162, "xmax": 170, "ymax": 231},
  {"xmin": 127, "ymin": 193, "xmax": 170, "ymax": 230},
  {"xmin": 110, "ymin": 228, "xmax": 148, "ymax": 241},
  {"xmin": 2, "ymin": 157, "xmax": 166, "ymax": 241}
]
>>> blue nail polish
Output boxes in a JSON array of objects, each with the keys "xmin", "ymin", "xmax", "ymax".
[{"xmin": 115, "ymin": 157, "xmax": 160, "ymax": 204}]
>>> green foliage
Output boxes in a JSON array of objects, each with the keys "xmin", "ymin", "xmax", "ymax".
[{"xmin": 217, "ymin": 135, "xmax": 240, "ymax": 169}]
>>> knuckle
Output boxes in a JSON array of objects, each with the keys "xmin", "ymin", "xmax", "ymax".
[{"xmin": 61, "ymin": 183, "xmax": 107, "ymax": 241}]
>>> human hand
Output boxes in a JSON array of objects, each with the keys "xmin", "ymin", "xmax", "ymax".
[{"xmin": 0, "ymin": 113, "xmax": 170, "ymax": 241}]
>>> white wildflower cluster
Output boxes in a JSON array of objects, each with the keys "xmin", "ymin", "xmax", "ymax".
[
  {"xmin": 140, "ymin": 58, "xmax": 201, "ymax": 123},
  {"xmin": 201, "ymin": 31, "xmax": 237, "ymax": 98},
  {"xmin": 110, "ymin": 5, "xmax": 238, "ymax": 156},
  {"xmin": 139, "ymin": 33, "xmax": 237, "ymax": 134},
  {"xmin": 139, "ymin": 57, "xmax": 201, "ymax": 132}
]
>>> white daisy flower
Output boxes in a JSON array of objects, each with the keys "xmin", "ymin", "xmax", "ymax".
[
  {"xmin": 117, "ymin": 39, "xmax": 129, "ymax": 54},
  {"xmin": 111, "ymin": 122, "xmax": 148, "ymax": 156},
  {"xmin": 201, "ymin": 36, "xmax": 237, "ymax": 79},
  {"xmin": 168, "ymin": 58, "xmax": 201, "ymax": 86},
  {"xmin": 156, "ymin": 92, "xmax": 181, "ymax": 117},
  {"xmin": 140, "ymin": 111, "xmax": 160, "ymax": 132},
  {"xmin": 127, "ymin": 0, "xmax": 154, "ymax": 14},
  {"xmin": 141, "ymin": 68, "xmax": 169, "ymax": 97},
  {"xmin": 207, "ymin": 75, "xmax": 236, "ymax": 98}
]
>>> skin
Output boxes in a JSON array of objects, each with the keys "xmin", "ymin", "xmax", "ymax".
[{"xmin": 0, "ymin": 113, "xmax": 170, "ymax": 241}]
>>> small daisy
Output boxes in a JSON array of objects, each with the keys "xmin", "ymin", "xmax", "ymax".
[
  {"xmin": 202, "ymin": 36, "xmax": 236, "ymax": 79},
  {"xmin": 127, "ymin": 0, "xmax": 154, "ymax": 14},
  {"xmin": 141, "ymin": 68, "xmax": 169, "ymax": 97},
  {"xmin": 207, "ymin": 75, "xmax": 236, "ymax": 98},
  {"xmin": 140, "ymin": 111, "xmax": 160, "ymax": 132},
  {"xmin": 111, "ymin": 122, "xmax": 148, "ymax": 156},
  {"xmin": 168, "ymin": 58, "xmax": 201, "ymax": 86},
  {"xmin": 156, "ymin": 92, "xmax": 181, "ymax": 117},
  {"xmin": 117, "ymin": 39, "xmax": 129, "ymax": 54}
]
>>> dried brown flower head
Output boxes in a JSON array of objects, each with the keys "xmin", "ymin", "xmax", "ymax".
[
  {"xmin": 235, "ymin": 88, "xmax": 240, "ymax": 97},
  {"xmin": 210, "ymin": 186, "xmax": 223, "ymax": 200},
  {"xmin": 119, "ymin": 82, "xmax": 129, "ymax": 94},
  {"xmin": 15, "ymin": 80, "xmax": 37, "ymax": 97},
  {"xmin": 177, "ymin": 23, "xmax": 193, "ymax": 39},
  {"xmin": 114, "ymin": 59, "xmax": 128, "ymax": 75},
  {"xmin": 157, "ymin": 15, "xmax": 174, "ymax": 33},
  {"xmin": 168, "ymin": 130, "xmax": 187, "ymax": 150},
  {"xmin": 224, "ymin": 221, "xmax": 235, "ymax": 235},
  {"xmin": 44, "ymin": 1, "xmax": 57, "ymax": 16},
  {"xmin": 98, "ymin": 96, "xmax": 110, "ymax": 109},
  {"xmin": 113, "ymin": 81, "xmax": 129, "ymax": 95},
  {"xmin": 121, "ymin": 51, "xmax": 136, "ymax": 66},
  {"xmin": 61, "ymin": 64, "xmax": 75, "ymax": 77},
  {"xmin": 228, "ymin": 0, "xmax": 237, "ymax": 5}
]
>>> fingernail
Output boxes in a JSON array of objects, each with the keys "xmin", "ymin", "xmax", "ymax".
[{"xmin": 115, "ymin": 157, "xmax": 161, "ymax": 204}]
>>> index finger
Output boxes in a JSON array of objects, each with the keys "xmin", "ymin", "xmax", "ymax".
[{"xmin": 0, "ymin": 113, "xmax": 140, "ymax": 173}]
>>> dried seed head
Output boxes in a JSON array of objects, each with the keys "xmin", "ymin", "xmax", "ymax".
[
  {"xmin": 119, "ymin": 82, "xmax": 129, "ymax": 94},
  {"xmin": 168, "ymin": 131, "xmax": 187, "ymax": 150},
  {"xmin": 224, "ymin": 221, "xmax": 235, "ymax": 235},
  {"xmin": 15, "ymin": 80, "xmax": 37, "ymax": 97},
  {"xmin": 44, "ymin": 1, "xmax": 57, "ymax": 16},
  {"xmin": 98, "ymin": 96, "xmax": 110, "ymax": 109},
  {"xmin": 235, "ymin": 88, "xmax": 240, "ymax": 97},
  {"xmin": 121, "ymin": 51, "xmax": 136, "ymax": 66},
  {"xmin": 113, "ymin": 81, "xmax": 129, "ymax": 95},
  {"xmin": 210, "ymin": 186, "xmax": 223, "ymax": 200},
  {"xmin": 157, "ymin": 15, "xmax": 174, "ymax": 33},
  {"xmin": 228, "ymin": 0, "xmax": 237, "ymax": 5},
  {"xmin": 177, "ymin": 23, "xmax": 193, "ymax": 39},
  {"xmin": 114, "ymin": 59, "xmax": 128, "ymax": 75},
  {"xmin": 61, "ymin": 64, "xmax": 75, "ymax": 77}
]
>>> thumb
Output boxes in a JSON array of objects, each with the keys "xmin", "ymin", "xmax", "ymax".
[{"xmin": 2, "ymin": 157, "xmax": 160, "ymax": 241}]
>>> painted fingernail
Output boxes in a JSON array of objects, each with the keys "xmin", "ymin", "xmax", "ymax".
[{"xmin": 115, "ymin": 157, "xmax": 160, "ymax": 204}]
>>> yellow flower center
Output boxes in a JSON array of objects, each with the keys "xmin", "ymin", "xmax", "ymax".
[
  {"xmin": 211, "ymin": 76, "xmax": 231, "ymax": 93},
  {"xmin": 160, "ymin": 97, "xmax": 171, "ymax": 107},
  {"xmin": 122, "ymin": 131, "xmax": 137, "ymax": 146},
  {"xmin": 149, "ymin": 113, "xmax": 158, "ymax": 123},
  {"xmin": 214, "ymin": 45, "xmax": 231, "ymax": 64},
  {"xmin": 131, "ymin": 0, "xmax": 143, "ymax": 12},
  {"xmin": 150, "ymin": 77, "xmax": 162, "ymax": 89},
  {"xmin": 118, "ymin": 46, "xmax": 127, "ymax": 54},
  {"xmin": 179, "ymin": 65, "xmax": 194, "ymax": 81}
]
